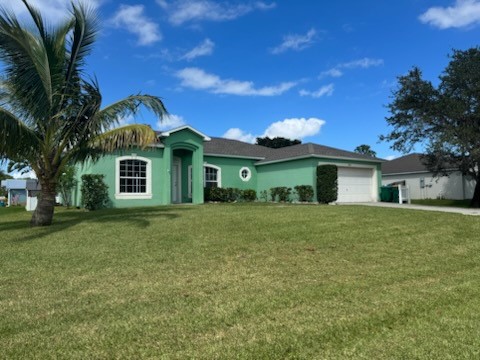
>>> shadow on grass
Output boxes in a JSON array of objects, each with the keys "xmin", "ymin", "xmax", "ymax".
[{"xmin": 1, "ymin": 206, "xmax": 192, "ymax": 242}]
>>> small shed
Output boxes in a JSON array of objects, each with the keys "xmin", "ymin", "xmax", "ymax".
[{"xmin": 0, "ymin": 179, "xmax": 41, "ymax": 211}]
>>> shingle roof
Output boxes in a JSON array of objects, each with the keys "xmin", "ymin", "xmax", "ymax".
[
  {"xmin": 255, "ymin": 142, "xmax": 384, "ymax": 164},
  {"xmin": 382, "ymin": 153, "xmax": 429, "ymax": 174},
  {"xmin": 204, "ymin": 138, "xmax": 383, "ymax": 164},
  {"xmin": 156, "ymin": 127, "xmax": 384, "ymax": 164},
  {"xmin": 204, "ymin": 137, "xmax": 276, "ymax": 159}
]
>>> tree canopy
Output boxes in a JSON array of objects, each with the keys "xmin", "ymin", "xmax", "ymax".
[
  {"xmin": 354, "ymin": 144, "xmax": 377, "ymax": 157},
  {"xmin": 0, "ymin": 1, "xmax": 167, "ymax": 225},
  {"xmin": 381, "ymin": 47, "xmax": 480, "ymax": 207},
  {"xmin": 256, "ymin": 136, "xmax": 301, "ymax": 148}
]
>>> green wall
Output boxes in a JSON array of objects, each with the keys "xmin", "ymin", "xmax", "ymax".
[
  {"xmin": 256, "ymin": 158, "xmax": 318, "ymax": 200},
  {"xmin": 204, "ymin": 156, "xmax": 258, "ymax": 190},
  {"xmin": 74, "ymin": 148, "xmax": 165, "ymax": 208}
]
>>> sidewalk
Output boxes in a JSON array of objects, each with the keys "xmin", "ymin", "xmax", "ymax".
[{"xmin": 340, "ymin": 202, "xmax": 480, "ymax": 216}]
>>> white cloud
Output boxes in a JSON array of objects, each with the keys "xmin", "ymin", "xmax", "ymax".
[
  {"xmin": 110, "ymin": 5, "xmax": 162, "ymax": 46},
  {"xmin": 320, "ymin": 57, "xmax": 384, "ymax": 78},
  {"xmin": 385, "ymin": 155, "xmax": 398, "ymax": 161},
  {"xmin": 270, "ymin": 28, "xmax": 317, "ymax": 54},
  {"xmin": 175, "ymin": 67, "xmax": 297, "ymax": 96},
  {"xmin": 157, "ymin": 114, "xmax": 185, "ymax": 130},
  {"xmin": 320, "ymin": 68, "xmax": 343, "ymax": 78},
  {"xmin": 5, "ymin": 0, "xmax": 101, "ymax": 23},
  {"xmin": 263, "ymin": 118, "xmax": 325, "ymax": 139},
  {"xmin": 160, "ymin": 0, "xmax": 276, "ymax": 25},
  {"xmin": 223, "ymin": 117, "xmax": 326, "ymax": 143},
  {"xmin": 299, "ymin": 84, "xmax": 334, "ymax": 98},
  {"xmin": 223, "ymin": 128, "xmax": 257, "ymax": 143},
  {"xmin": 340, "ymin": 58, "xmax": 384, "ymax": 69},
  {"xmin": 419, "ymin": 0, "xmax": 480, "ymax": 29},
  {"xmin": 181, "ymin": 38, "xmax": 215, "ymax": 61}
]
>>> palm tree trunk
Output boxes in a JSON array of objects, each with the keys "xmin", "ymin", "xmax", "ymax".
[
  {"xmin": 30, "ymin": 180, "xmax": 56, "ymax": 226},
  {"xmin": 469, "ymin": 175, "xmax": 480, "ymax": 208}
]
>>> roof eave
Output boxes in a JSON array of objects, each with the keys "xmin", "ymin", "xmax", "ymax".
[
  {"xmin": 159, "ymin": 125, "xmax": 211, "ymax": 141},
  {"xmin": 204, "ymin": 153, "xmax": 265, "ymax": 160},
  {"xmin": 256, "ymin": 154, "xmax": 384, "ymax": 166}
]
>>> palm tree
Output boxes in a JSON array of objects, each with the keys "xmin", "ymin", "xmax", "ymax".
[{"xmin": 0, "ymin": 1, "xmax": 167, "ymax": 226}]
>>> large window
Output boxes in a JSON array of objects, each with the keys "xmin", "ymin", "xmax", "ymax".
[
  {"xmin": 115, "ymin": 156, "xmax": 152, "ymax": 199},
  {"xmin": 120, "ymin": 159, "xmax": 147, "ymax": 193},
  {"xmin": 204, "ymin": 165, "xmax": 221, "ymax": 188}
]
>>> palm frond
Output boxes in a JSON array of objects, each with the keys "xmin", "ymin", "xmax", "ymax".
[
  {"xmin": 0, "ymin": 5, "xmax": 53, "ymax": 123},
  {"xmin": 0, "ymin": 107, "xmax": 40, "ymax": 160},
  {"xmin": 64, "ymin": 3, "xmax": 99, "ymax": 90},
  {"xmin": 92, "ymin": 124, "xmax": 158, "ymax": 153},
  {"xmin": 97, "ymin": 94, "xmax": 168, "ymax": 130}
]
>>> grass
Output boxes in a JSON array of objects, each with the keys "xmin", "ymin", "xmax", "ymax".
[
  {"xmin": 411, "ymin": 198, "xmax": 472, "ymax": 208},
  {"xmin": 1, "ymin": 203, "xmax": 480, "ymax": 359}
]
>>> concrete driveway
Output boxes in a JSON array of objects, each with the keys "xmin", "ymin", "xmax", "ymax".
[{"xmin": 340, "ymin": 202, "xmax": 480, "ymax": 216}]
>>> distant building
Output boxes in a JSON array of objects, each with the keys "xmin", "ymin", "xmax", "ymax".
[
  {"xmin": 382, "ymin": 154, "xmax": 476, "ymax": 200},
  {"xmin": 0, "ymin": 179, "xmax": 41, "ymax": 211}
]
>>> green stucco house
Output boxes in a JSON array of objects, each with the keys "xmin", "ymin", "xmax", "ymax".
[{"xmin": 73, "ymin": 126, "xmax": 383, "ymax": 207}]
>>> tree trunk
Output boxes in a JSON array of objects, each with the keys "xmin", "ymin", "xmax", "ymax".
[
  {"xmin": 30, "ymin": 180, "xmax": 56, "ymax": 226},
  {"xmin": 470, "ymin": 175, "xmax": 480, "ymax": 208}
]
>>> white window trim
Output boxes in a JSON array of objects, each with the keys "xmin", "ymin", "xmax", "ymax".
[
  {"xmin": 204, "ymin": 163, "xmax": 222, "ymax": 188},
  {"xmin": 115, "ymin": 155, "xmax": 152, "ymax": 200},
  {"xmin": 239, "ymin": 167, "xmax": 252, "ymax": 182}
]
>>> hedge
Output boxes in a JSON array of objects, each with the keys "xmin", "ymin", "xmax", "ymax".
[{"xmin": 316, "ymin": 165, "xmax": 338, "ymax": 203}]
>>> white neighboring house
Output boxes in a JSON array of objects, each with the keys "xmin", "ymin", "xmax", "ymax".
[
  {"xmin": 0, "ymin": 179, "xmax": 41, "ymax": 211},
  {"xmin": 382, "ymin": 154, "xmax": 476, "ymax": 200}
]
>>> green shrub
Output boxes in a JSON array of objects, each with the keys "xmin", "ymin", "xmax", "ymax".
[
  {"xmin": 270, "ymin": 186, "xmax": 292, "ymax": 202},
  {"xmin": 58, "ymin": 165, "xmax": 77, "ymax": 208},
  {"xmin": 259, "ymin": 190, "xmax": 268, "ymax": 202},
  {"xmin": 81, "ymin": 174, "xmax": 109, "ymax": 210},
  {"xmin": 316, "ymin": 165, "xmax": 338, "ymax": 203},
  {"xmin": 242, "ymin": 189, "xmax": 257, "ymax": 202},
  {"xmin": 204, "ymin": 187, "xmax": 242, "ymax": 202},
  {"xmin": 294, "ymin": 185, "xmax": 314, "ymax": 202}
]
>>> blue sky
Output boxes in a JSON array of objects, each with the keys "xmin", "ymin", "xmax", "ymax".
[{"xmin": 5, "ymin": 0, "xmax": 480, "ymax": 171}]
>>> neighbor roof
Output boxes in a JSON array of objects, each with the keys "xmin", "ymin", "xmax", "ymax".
[{"xmin": 382, "ymin": 153, "xmax": 429, "ymax": 175}]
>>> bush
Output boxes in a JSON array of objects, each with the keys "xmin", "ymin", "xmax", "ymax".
[
  {"xmin": 270, "ymin": 186, "xmax": 292, "ymax": 202},
  {"xmin": 204, "ymin": 187, "xmax": 242, "ymax": 202},
  {"xmin": 316, "ymin": 165, "xmax": 338, "ymax": 203},
  {"xmin": 259, "ymin": 190, "xmax": 268, "ymax": 202},
  {"xmin": 81, "ymin": 174, "xmax": 109, "ymax": 210},
  {"xmin": 58, "ymin": 165, "xmax": 77, "ymax": 207},
  {"xmin": 294, "ymin": 185, "xmax": 314, "ymax": 202},
  {"xmin": 242, "ymin": 189, "xmax": 257, "ymax": 202}
]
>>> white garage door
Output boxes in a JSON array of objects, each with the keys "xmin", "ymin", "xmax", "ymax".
[{"xmin": 337, "ymin": 167, "xmax": 374, "ymax": 203}]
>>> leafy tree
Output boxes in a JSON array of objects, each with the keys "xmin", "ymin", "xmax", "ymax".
[
  {"xmin": 0, "ymin": 169, "xmax": 11, "ymax": 197},
  {"xmin": 0, "ymin": 169, "xmax": 12, "ymax": 182},
  {"xmin": 354, "ymin": 144, "xmax": 377, "ymax": 157},
  {"xmin": 57, "ymin": 165, "xmax": 77, "ymax": 208},
  {"xmin": 0, "ymin": 1, "xmax": 167, "ymax": 225},
  {"xmin": 381, "ymin": 48, "xmax": 480, "ymax": 207},
  {"xmin": 256, "ymin": 136, "xmax": 301, "ymax": 148}
]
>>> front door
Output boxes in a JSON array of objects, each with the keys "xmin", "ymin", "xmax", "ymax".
[{"xmin": 172, "ymin": 158, "xmax": 181, "ymax": 203}]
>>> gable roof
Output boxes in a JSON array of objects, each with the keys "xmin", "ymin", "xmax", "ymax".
[
  {"xmin": 382, "ymin": 153, "xmax": 429, "ymax": 175},
  {"xmin": 154, "ymin": 125, "xmax": 383, "ymax": 164},
  {"xmin": 204, "ymin": 137, "xmax": 383, "ymax": 164},
  {"xmin": 255, "ymin": 142, "xmax": 384, "ymax": 165},
  {"xmin": 157, "ymin": 125, "xmax": 211, "ymax": 141},
  {"xmin": 204, "ymin": 137, "xmax": 275, "ymax": 159}
]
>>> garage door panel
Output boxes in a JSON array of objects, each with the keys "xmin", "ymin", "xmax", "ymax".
[{"xmin": 337, "ymin": 167, "xmax": 374, "ymax": 203}]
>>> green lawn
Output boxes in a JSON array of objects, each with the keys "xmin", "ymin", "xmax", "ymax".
[
  {"xmin": 411, "ymin": 199, "xmax": 472, "ymax": 208},
  {"xmin": 1, "ymin": 204, "xmax": 480, "ymax": 359}
]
